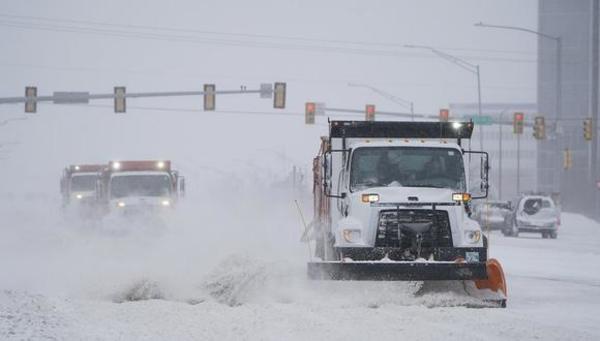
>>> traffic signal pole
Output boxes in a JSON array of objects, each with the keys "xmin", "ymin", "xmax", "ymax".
[{"xmin": 0, "ymin": 83, "xmax": 285, "ymax": 113}]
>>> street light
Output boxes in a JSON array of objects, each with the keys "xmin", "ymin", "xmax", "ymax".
[
  {"xmin": 474, "ymin": 22, "xmax": 561, "ymax": 122},
  {"xmin": 404, "ymin": 44, "xmax": 483, "ymax": 149},
  {"xmin": 475, "ymin": 21, "xmax": 562, "ymax": 194},
  {"xmin": 347, "ymin": 83, "xmax": 415, "ymax": 121}
]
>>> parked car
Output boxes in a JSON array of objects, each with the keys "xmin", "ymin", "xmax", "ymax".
[
  {"xmin": 503, "ymin": 195, "xmax": 560, "ymax": 239},
  {"xmin": 472, "ymin": 201, "xmax": 512, "ymax": 230}
]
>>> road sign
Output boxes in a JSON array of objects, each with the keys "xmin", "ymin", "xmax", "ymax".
[
  {"xmin": 463, "ymin": 115, "xmax": 493, "ymax": 125},
  {"xmin": 260, "ymin": 83, "xmax": 273, "ymax": 99},
  {"xmin": 53, "ymin": 92, "xmax": 90, "ymax": 104}
]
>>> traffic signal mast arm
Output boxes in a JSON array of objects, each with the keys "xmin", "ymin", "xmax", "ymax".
[{"xmin": 0, "ymin": 87, "xmax": 272, "ymax": 104}]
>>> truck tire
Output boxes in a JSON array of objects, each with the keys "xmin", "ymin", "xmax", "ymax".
[{"xmin": 550, "ymin": 231, "xmax": 558, "ymax": 239}]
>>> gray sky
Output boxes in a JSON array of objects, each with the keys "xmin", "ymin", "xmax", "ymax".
[
  {"xmin": 0, "ymin": 0, "xmax": 538, "ymax": 114},
  {"xmin": 0, "ymin": 0, "xmax": 539, "ymax": 194}
]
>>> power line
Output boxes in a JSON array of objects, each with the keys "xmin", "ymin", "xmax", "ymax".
[
  {"xmin": 0, "ymin": 12, "xmax": 536, "ymax": 56},
  {"xmin": 0, "ymin": 62, "xmax": 537, "ymax": 90},
  {"xmin": 0, "ymin": 16, "xmax": 539, "ymax": 64}
]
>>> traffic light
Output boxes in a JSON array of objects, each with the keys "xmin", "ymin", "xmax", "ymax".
[
  {"xmin": 563, "ymin": 148, "xmax": 573, "ymax": 170},
  {"xmin": 273, "ymin": 82, "xmax": 286, "ymax": 109},
  {"xmin": 584, "ymin": 118, "xmax": 593, "ymax": 141},
  {"xmin": 25, "ymin": 86, "xmax": 37, "ymax": 113},
  {"xmin": 114, "ymin": 86, "xmax": 126, "ymax": 113},
  {"xmin": 513, "ymin": 112, "xmax": 524, "ymax": 134},
  {"xmin": 439, "ymin": 109, "xmax": 449, "ymax": 122},
  {"xmin": 533, "ymin": 116, "xmax": 546, "ymax": 140},
  {"xmin": 204, "ymin": 84, "xmax": 216, "ymax": 111},
  {"xmin": 365, "ymin": 104, "xmax": 375, "ymax": 121},
  {"xmin": 305, "ymin": 102, "xmax": 316, "ymax": 125}
]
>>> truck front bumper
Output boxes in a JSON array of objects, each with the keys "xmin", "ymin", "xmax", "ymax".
[
  {"xmin": 309, "ymin": 246, "xmax": 488, "ymax": 281},
  {"xmin": 307, "ymin": 260, "xmax": 487, "ymax": 281}
]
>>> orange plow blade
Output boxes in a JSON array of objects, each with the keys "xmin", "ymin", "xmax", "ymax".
[{"xmin": 474, "ymin": 258, "xmax": 507, "ymax": 307}]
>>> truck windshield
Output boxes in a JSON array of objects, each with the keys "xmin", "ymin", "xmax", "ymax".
[
  {"xmin": 350, "ymin": 146, "xmax": 466, "ymax": 191},
  {"xmin": 110, "ymin": 174, "xmax": 171, "ymax": 198},
  {"xmin": 71, "ymin": 174, "xmax": 97, "ymax": 192}
]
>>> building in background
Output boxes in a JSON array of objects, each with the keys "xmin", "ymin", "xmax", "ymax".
[
  {"xmin": 449, "ymin": 102, "xmax": 537, "ymax": 202},
  {"xmin": 538, "ymin": 0, "xmax": 599, "ymax": 217}
]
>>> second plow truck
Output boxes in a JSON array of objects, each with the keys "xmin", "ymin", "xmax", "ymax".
[
  {"xmin": 308, "ymin": 120, "xmax": 507, "ymax": 307},
  {"xmin": 60, "ymin": 164, "xmax": 104, "ymax": 217},
  {"xmin": 96, "ymin": 160, "xmax": 185, "ymax": 217}
]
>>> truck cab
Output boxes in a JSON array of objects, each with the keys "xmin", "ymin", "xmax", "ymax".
[
  {"xmin": 60, "ymin": 164, "xmax": 103, "ymax": 206},
  {"xmin": 334, "ymin": 141, "xmax": 482, "ymax": 254},
  {"xmin": 96, "ymin": 160, "xmax": 185, "ymax": 216}
]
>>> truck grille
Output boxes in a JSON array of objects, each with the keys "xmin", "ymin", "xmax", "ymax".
[{"xmin": 375, "ymin": 209, "xmax": 453, "ymax": 248}]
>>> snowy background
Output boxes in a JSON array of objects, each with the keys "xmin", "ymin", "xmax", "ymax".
[{"xmin": 1, "ymin": 1, "xmax": 600, "ymax": 340}]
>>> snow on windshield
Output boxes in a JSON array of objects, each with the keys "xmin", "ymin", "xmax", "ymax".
[{"xmin": 350, "ymin": 147, "xmax": 466, "ymax": 191}]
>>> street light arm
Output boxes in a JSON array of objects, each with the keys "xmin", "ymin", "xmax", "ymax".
[
  {"xmin": 347, "ymin": 83, "xmax": 413, "ymax": 108},
  {"xmin": 474, "ymin": 21, "xmax": 560, "ymax": 41},
  {"xmin": 429, "ymin": 48, "xmax": 479, "ymax": 74},
  {"xmin": 404, "ymin": 44, "xmax": 478, "ymax": 74}
]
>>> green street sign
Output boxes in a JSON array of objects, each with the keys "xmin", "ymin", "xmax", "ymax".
[{"xmin": 463, "ymin": 115, "xmax": 494, "ymax": 125}]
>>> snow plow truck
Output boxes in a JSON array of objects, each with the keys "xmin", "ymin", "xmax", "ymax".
[
  {"xmin": 307, "ymin": 120, "xmax": 507, "ymax": 307},
  {"xmin": 95, "ymin": 160, "xmax": 185, "ymax": 217},
  {"xmin": 60, "ymin": 164, "xmax": 104, "ymax": 210}
]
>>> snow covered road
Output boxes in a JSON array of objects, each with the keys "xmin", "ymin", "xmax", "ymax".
[{"xmin": 1, "ymin": 209, "xmax": 599, "ymax": 340}]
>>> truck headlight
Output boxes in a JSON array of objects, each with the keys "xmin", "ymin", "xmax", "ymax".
[
  {"xmin": 361, "ymin": 193, "xmax": 379, "ymax": 203},
  {"xmin": 117, "ymin": 201, "xmax": 126, "ymax": 208},
  {"xmin": 76, "ymin": 194, "xmax": 83, "ymax": 200},
  {"xmin": 342, "ymin": 229, "xmax": 361, "ymax": 243},
  {"xmin": 464, "ymin": 230, "xmax": 481, "ymax": 244},
  {"xmin": 161, "ymin": 200, "xmax": 171, "ymax": 207},
  {"xmin": 452, "ymin": 193, "xmax": 472, "ymax": 202}
]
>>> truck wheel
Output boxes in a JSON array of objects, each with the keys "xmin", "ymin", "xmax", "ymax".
[
  {"xmin": 550, "ymin": 231, "xmax": 558, "ymax": 239},
  {"xmin": 542, "ymin": 232, "xmax": 548, "ymax": 239}
]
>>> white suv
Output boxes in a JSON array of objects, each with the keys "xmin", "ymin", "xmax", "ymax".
[{"xmin": 503, "ymin": 195, "xmax": 560, "ymax": 239}]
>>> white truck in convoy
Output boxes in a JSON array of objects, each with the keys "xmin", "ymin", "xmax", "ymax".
[
  {"xmin": 308, "ymin": 120, "xmax": 507, "ymax": 306},
  {"xmin": 60, "ymin": 164, "xmax": 104, "ymax": 218},
  {"xmin": 95, "ymin": 160, "xmax": 185, "ymax": 217}
]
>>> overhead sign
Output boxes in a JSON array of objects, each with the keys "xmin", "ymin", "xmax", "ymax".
[
  {"xmin": 260, "ymin": 83, "xmax": 273, "ymax": 99},
  {"xmin": 53, "ymin": 92, "xmax": 90, "ymax": 104},
  {"xmin": 463, "ymin": 114, "xmax": 494, "ymax": 125}
]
